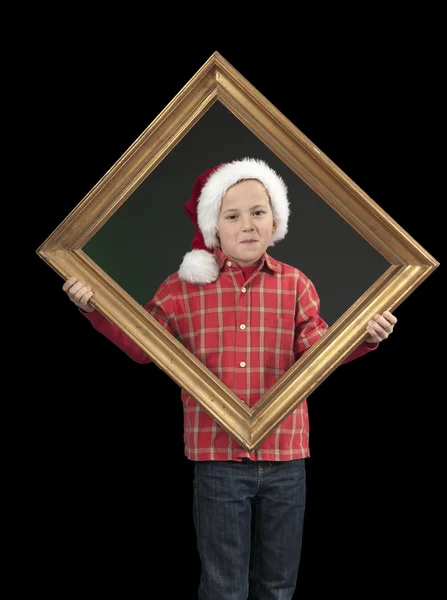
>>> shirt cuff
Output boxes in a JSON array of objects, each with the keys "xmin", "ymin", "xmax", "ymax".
[
  {"xmin": 364, "ymin": 341, "xmax": 379, "ymax": 350},
  {"xmin": 78, "ymin": 307, "xmax": 103, "ymax": 326}
]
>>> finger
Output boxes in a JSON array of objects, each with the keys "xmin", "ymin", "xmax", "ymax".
[
  {"xmin": 78, "ymin": 290, "xmax": 93, "ymax": 307},
  {"xmin": 368, "ymin": 320, "xmax": 388, "ymax": 341},
  {"xmin": 67, "ymin": 281, "xmax": 85, "ymax": 299},
  {"xmin": 383, "ymin": 311, "xmax": 398, "ymax": 325},
  {"xmin": 73, "ymin": 286, "xmax": 91, "ymax": 303},
  {"xmin": 366, "ymin": 325, "xmax": 380, "ymax": 343},
  {"xmin": 373, "ymin": 314, "xmax": 394, "ymax": 333},
  {"xmin": 62, "ymin": 276, "xmax": 78, "ymax": 292}
]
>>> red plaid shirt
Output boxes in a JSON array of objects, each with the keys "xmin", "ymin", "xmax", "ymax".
[{"xmin": 83, "ymin": 249, "xmax": 376, "ymax": 461}]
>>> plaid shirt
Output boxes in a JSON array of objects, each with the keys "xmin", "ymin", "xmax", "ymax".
[{"xmin": 83, "ymin": 249, "xmax": 376, "ymax": 461}]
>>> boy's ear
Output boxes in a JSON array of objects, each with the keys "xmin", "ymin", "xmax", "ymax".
[{"xmin": 272, "ymin": 221, "xmax": 277, "ymax": 232}]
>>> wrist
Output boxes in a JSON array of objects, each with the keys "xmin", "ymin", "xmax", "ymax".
[{"xmin": 78, "ymin": 306, "xmax": 95, "ymax": 314}]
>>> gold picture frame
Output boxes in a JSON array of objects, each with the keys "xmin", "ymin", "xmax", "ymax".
[{"xmin": 36, "ymin": 51, "xmax": 439, "ymax": 452}]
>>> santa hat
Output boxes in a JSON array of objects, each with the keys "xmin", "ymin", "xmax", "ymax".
[{"xmin": 178, "ymin": 157, "xmax": 290, "ymax": 284}]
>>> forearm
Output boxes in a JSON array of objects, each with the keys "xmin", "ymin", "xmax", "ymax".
[{"xmin": 80, "ymin": 309, "xmax": 151, "ymax": 364}]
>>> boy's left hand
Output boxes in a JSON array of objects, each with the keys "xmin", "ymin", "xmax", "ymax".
[{"xmin": 365, "ymin": 311, "xmax": 397, "ymax": 344}]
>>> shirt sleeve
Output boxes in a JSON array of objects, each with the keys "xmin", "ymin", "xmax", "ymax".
[
  {"xmin": 80, "ymin": 279, "xmax": 177, "ymax": 364},
  {"xmin": 342, "ymin": 341, "xmax": 378, "ymax": 363},
  {"xmin": 294, "ymin": 275, "xmax": 329, "ymax": 358},
  {"xmin": 294, "ymin": 274, "xmax": 378, "ymax": 364}
]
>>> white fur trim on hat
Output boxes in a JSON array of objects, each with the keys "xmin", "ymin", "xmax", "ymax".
[
  {"xmin": 178, "ymin": 249, "xmax": 220, "ymax": 284},
  {"xmin": 198, "ymin": 157, "xmax": 290, "ymax": 249}
]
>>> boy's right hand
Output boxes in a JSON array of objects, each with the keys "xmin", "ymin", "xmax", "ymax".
[{"xmin": 63, "ymin": 276, "xmax": 95, "ymax": 313}]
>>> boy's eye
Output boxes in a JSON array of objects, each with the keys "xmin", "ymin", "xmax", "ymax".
[{"xmin": 226, "ymin": 211, "xmax": 265, "ymax": 220}]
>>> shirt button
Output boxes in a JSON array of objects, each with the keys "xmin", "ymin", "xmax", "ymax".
[
  {"xmin": 227, "ymin": 261, "xmax": 232, "ymax": 267},
  {"xmin": 240, "ymin": 324, "xmax": 246, "ymax": 330},
  {"xmin": 241, "ymin": 287, "xmax": 247, "ymax": 293},
  {"xmin": 240, "ymin": 361, "xmax": 246, "ymax": 367}
]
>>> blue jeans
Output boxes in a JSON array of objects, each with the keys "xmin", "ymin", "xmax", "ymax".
[{"xmin": 193, "ymin": 458, "xmax": 306, "ymax": 600}]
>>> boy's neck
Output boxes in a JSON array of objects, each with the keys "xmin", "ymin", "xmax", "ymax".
[{"xmin": 235, "ymin": 256, "xmax": 263, "ymax": 269}]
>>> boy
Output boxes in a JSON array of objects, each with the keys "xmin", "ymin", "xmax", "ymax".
[{"xmin": 63, "ymin": 157, "xmax": 397, "ymax": 600}]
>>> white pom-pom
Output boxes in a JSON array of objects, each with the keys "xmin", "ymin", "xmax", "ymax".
[{"xmin": 178, "ymin": 249, "xmax": 220, "ymax": 284}]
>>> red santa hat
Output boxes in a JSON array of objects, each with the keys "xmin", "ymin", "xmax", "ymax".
[{"xmin": 178, "ymin": 157, "xmax": 290, "ymax": 284}]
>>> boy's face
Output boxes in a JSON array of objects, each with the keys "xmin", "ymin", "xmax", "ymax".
[{"xmin": 217, "ymin": 179, "xmax": 276, "ymax": 267}]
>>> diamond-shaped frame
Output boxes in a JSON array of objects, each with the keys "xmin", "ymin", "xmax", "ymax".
[{"xmin": 36, "ymin": 51, "xmax": 439, "ymax": 452}]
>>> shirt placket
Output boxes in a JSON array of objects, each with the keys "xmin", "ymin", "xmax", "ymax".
[{"xmin": 227, "ymin": 261, "xmax": 253, "ymax": 406}]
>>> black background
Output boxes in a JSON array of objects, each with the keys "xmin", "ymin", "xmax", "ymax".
[{"xmin": 25, "ymin": 20, "xmax": 444, "ymax": 600}]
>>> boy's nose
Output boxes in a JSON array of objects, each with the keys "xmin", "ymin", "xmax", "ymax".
[{"xmin": 242, "ymin": 219, "xmax": 255, "ymax": 231}]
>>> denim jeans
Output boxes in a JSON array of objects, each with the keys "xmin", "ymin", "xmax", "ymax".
[{"xmin": 193, "ymin": 458, "xmax": 306, "ymax": 600}]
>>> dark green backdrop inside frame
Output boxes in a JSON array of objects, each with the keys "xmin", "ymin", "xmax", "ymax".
[{"xmin": 84, "ymin": 103, "xmax": 388, "ymax": 327}]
